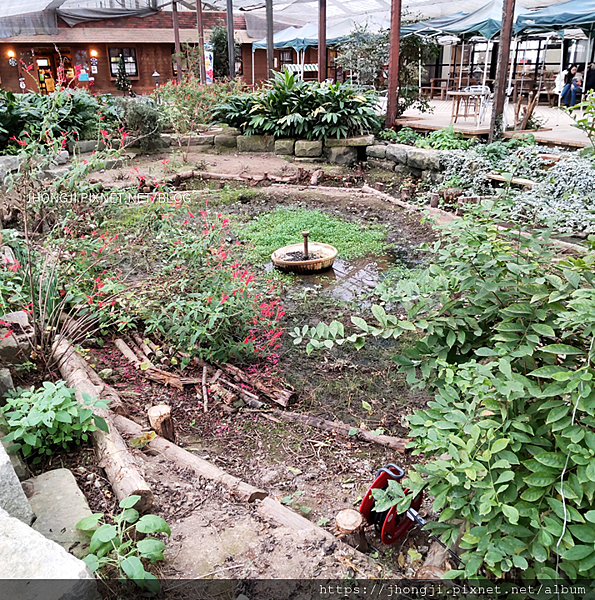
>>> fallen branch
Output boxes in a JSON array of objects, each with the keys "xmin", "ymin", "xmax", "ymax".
[
  {"xmin": 202, "ymin": 366, "xmax": 208, "ymax": 414},
  {"xmin": 273, "ymin": 411, "xmax": 409, "ymax": 452},
  {"xmin": 52, "ymin": 337, "xmax": 154, "ymax": 512},
  {"xmin": 114, "ymin": 338, "xmax": 201, "ymax": 390},
  {"xmin": 113, "ymin": 415, "xmax": 267, "ymax": 503},
  {"xmin": 220, "ymin": 363, "xmax": 294, "ymax": 408}
]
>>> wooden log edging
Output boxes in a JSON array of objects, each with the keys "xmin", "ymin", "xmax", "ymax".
[
  {"xmin": 52, "ymin": 336, "xmax": 154, "ymax": 512},
  {"xmin": 112, "ymin": 415, "xmax": 267, "ymax": 503}
]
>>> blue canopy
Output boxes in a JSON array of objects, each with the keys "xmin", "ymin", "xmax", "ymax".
[
  {"xmin": 401, "ymin": 12, "xmax": 468, "ymax": 37},
  {"xmin": 439, "ymin": 0, "xmax": 528, "ymax": 40},
  {"xmin": 252, "ymin": 26, "xmax": 301, "ymax": 50},
  {"xmin": 515, "ymin": 0, "xmax": 595, "ymax": 35}
]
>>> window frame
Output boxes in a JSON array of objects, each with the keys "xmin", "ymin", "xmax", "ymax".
[{"xmin": 107, "ymin": 46, "xmax": 139, "ymax": 80}]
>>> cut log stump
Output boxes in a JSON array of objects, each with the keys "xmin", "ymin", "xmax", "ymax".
[
  {"xmin": 335, "ymin": 508, "xmax": 368, "ymax": 552},
  {"xmin": 147, "ymin": 405, "xmax": 175, "ymax": 442}
]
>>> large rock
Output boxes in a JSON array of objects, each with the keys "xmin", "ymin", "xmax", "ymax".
[
  {"xmin": 25, "ymin": 469, "xmax": 93, "ymax": 559},
  {"xmin": 0, "ymin": 440, "xmax": 34, "ymax": 524},
  {"xmin": 367, "ymin": 159, "xmax": 395, "ymax": 171},
  {"xmin": 0, "ymin": 156, "xmax": 21, "ymax": 185},
  {"xmin": 366, "ymin": 145, "xmax": 387, "ymax": 159},
  {"xmin": 406, "ymin": 147, "xmax": 441, "ymax": 171},
  {"xmin": 175, "ymin": 134, "xmax": 214, "ymax": 146},
  {"xmin": 0, "ymin": 311, "xmax": 33, "ymax": 364},
  {"xmin": 55, "ymin": 150, "xmax": 69, "ymax": 165},
  {"xmin": 274, "ymin": 139, "xmax": 295, "ymax": 155},
  {"xmin": 69, "ymin": 140, "xmax": 98, "ymax": 154},
  {"xmin": 0, "ymin": 368, "xmax": 14, "ymax": 404},
  {"xmin": 325, "ymin": 134, "xmax": 374, "ymax": 148},
  {"xmin": 295, "ymin": 140, "xmax": 323, "ymax": 158},
  {"xmin": 214, "ymin": 134, "xmax": 237, "ymax": 148},
  {"xmin": 0, "ymin": 506, "xmax": 97, "ymax": 599},
  {"xmin": 0, "ymin": 431, "xmax": 27, "ymax": 481},
  {"xmin": 237, "ymin": 135, "xmax": 275, "ymax": 153},
  {"xmin": 385, "ymin": 144, "xmax": 408, "ymax": 165},
  {"xmin": 327, "ymin": 146, "xmax": 358, "ymax": 166}
]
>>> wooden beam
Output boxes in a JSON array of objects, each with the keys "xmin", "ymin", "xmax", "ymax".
[
  {"xmin": 172, "ymin": 0, "xmax": 183, "ymax": 84},
  {"xmin": 226, "ymin": 0, "xmax": 235, "ymax": 79},
  {"xmin": 489, "ymin": 0, "xmax": 516, "ymax": 141},
  {"xmin": 265, "ymin": 0, "xmax": 274, "ymax": 79},
  {"xmin": 318, "ymin": 0, "xmax": 327, "ymax": 83},
  {"xmin": 196, "ymin": 0, "xmax": 207, "ymax": 84},
  {"xmin": 386, "ymin": 0, "xmax": 402, "ymax": 128}
]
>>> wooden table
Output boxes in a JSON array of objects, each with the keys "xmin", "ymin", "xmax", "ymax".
[{"xmin": 447, "ymin": 90, "xmax": 481, "ymax": 124}]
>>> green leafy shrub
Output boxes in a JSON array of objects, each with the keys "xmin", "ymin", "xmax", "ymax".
[
  {"xmin": 295, "ymin": 199, "xmax": 595, "ymax": 580},
  {"xmin": 0, "ymin": 381, "xmax": 108, "ymax": 463},
  {"xmin": 116, "ymin": 98, "xmax": 163, "ymax": 151},
  {"xmin": 241, "ymin": 206, "xmax": 387, "ymax": 262},
  {"xmin": 213, "ymin": 70, "xmax": 381, "ymax": 140},
  {"xmin": 415, "ymin": 125, "xmax": 474, "ymax": 150},
  {"xmin": 77, "ymin": 494, "xmax": 170, "ymax": 592}
]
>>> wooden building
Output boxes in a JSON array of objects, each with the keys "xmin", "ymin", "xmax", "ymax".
[{"xmin": 0, "ymin": 10, "xmax": 251, "ymax": 95}]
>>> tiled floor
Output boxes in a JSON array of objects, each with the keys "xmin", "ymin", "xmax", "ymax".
[{"xmin": 398, "ymin": 99, "xmax": 589, "ymax": 148}]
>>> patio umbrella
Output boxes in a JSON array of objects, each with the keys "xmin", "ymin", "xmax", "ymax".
[{"xmin": 252, "ymin": 26, "xmax": 302, "ymax": 50}]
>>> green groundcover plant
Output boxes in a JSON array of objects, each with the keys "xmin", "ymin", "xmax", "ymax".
[
  {"xmin": 293, "ymin": 197, "xmax": 595, "ymax": 581},
  {"xmin": 241, "ymin": 206, "xmax": 387, "ymax": 262},
  {"xmin": 0, "ymin": 381, "xmax": 108, "ymax": 463},
  {"xmin": 213, "ymin": 70, "xmax": 381, "ymax": 140},
  {"xmin": 77, "ymin": 494, "xmax": 170, "ymax": 592}
]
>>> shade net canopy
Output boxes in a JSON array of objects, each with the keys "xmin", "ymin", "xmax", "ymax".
[
  {"xmin": 515, "ymin": 0, "xmax": 595, "ymax": 35},
  {"xmin": 252, "ymin": 15, "xmax": 389, "ymax": 50},
  {"xmin": 0, "ymin": 0, "xmax": 158, "ymax": 38},
  {"xmin": 433, "ymin": 0, "xmax": 528, "ymax": 40},
  {"xmin": 401, "ymin": 11, "xmax": 468, "ymax": 36}
]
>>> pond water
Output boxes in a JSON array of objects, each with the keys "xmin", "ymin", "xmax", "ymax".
[{"xmin": 266, "ymin": 245, "xmax": 422, "ymax": 303}]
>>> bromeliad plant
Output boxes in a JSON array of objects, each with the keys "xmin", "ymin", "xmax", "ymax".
[
  {"xmin": 293, "ymin": 197, "xmax": 595, "ymax": 581},
  {"xmin": 76, "ymin": 495, "xmax": 171, "ymax": 592},
  {"xmin": 213, "ymin": 70, "xmax": 381, "ymax": 140}
]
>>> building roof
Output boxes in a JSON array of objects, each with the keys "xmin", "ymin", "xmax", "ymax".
[{"xmin": 0, "ymin": 27, "xmax": 255, "ymax": 44}]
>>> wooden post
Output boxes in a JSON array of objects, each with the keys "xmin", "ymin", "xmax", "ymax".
[
  {"xmin": 265, "ymin": 0, "xmax": 274, "ymax": 79},
  {"xmin": 318, "ymin": 0, "xmax": 327, "ymax": 83},
  {"xmin": 196, "ymin": 0, "xmax": 206, "ymax": 84},
  {"xmin": 489, "ymin": 0, "xmax": 516, "ymax": 141},
  {"xmin": 148, "ymin": 405, "xmax": 176, "ymax": 442},
  {"xmin": 226, "ymin": 0, "xmax": 235, "ymax": 79},
  {"xmin": 172, "ymin": 1, "xmax": 183, "ymax": 84},
  {"xmin": 386, "ymin": 0, "xmax": 402, "ymax": 128}
]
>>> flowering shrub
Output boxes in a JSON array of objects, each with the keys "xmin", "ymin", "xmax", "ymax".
[
  {"xmin": 138, "ymin": 209, "xmax": 284, "ymax": 363},
  {"xmin": 156, "ymin": 76, "xmax": 247, "ymax": 133},
  {"xmin": 0, "ymin": 89, "xmax": 121, "ymax": 155}
]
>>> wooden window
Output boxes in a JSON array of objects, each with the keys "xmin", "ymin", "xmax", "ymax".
[
  {"xmin": 279, "ymin": 50, "xmax": 293, "ymax": 66},
  {"xmin": 108, "ymin": 47, "xmax": 138, "ymax": 78}
]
